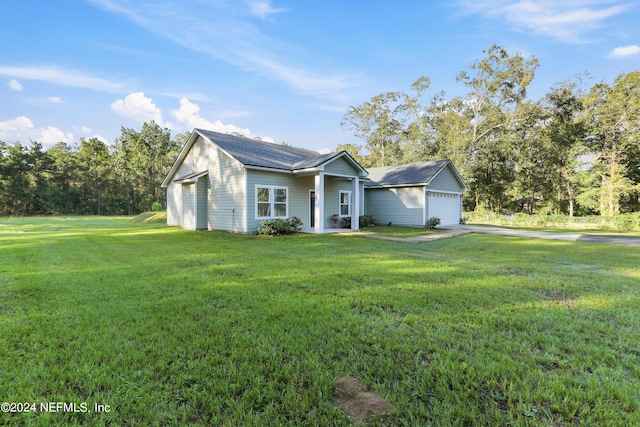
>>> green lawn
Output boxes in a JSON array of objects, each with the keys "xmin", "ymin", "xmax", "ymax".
[
  {"xmin": 1, "ymin": 217, "xmax": 639, "ymax": 426},
  {"xmin": 357, "ymin": 225, "xmax": 438, "ymax": 238}
]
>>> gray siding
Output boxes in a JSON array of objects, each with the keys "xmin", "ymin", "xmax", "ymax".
[
  {"xmin": 324, "ymin": 156, "xmax": 359, "ymax": 176},
  {"xmin": 359, "ymin": 180, "xmax": 365, "ymax": 219},
  {"xmin": 245, "ymin": 170, "xmax": 310, "ymax": 233},
  {"xmin": 365, "ymin": 186, "xmax": 425, "ymax": 226},
  {"xmin": 427, "ymin": 165, "xmax": 464, "ymax": 193},
  {"xmin": 245, "ymin": 171, "xmax": 362, "ymax": 232},
  {"xmin": 181, "ymin": 183, "xmax": 195, "ymax": 229},
  {"xmin": 167, "ymin": 182, "xmax": 181, "ymax": 226},
  {"xmin": 196, "ymin": 177, "xmax": 208, "ymax": 230},
  {"xmin": 175, "ymin": 136, "xmax": 245, "ymax": 232},
  {"xmin": 323, "ymin": 179, "xmax": 355, "ymax": 229},
  {"xmin": 290, "ymin": 176, "xmax": 315, "ymax": 227}
]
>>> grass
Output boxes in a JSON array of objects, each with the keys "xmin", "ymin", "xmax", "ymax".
[
  {"xmin": 1, "ymin": 216, "xmax": 639, "ymax": 426},
  {"xmin": 129, "ymin": 211, "xmax": 167, "ymax": 224},
  {"xmin": 358, "ymin": 225, "xmax": 437, "ymax": 238}
]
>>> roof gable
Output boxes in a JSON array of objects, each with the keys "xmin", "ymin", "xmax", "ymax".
[
  {"xmin": 162, "ymin": 128, "xmax": 367, "ymax": 187},
  {"xmin": 196, "ymin": 129, "xmax": 335, "ymax": 170},
  {"xmin": 366, "ymin": 160, "xmax": 466, "ymax": 189}
]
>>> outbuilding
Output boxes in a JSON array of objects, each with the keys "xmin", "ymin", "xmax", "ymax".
[{"xmin": 364, "ymin": 160, "xmax": 467, "ymax": 227}]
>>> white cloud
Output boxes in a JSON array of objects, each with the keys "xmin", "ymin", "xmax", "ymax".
[
  {"xmin": 456, "ymin": 0, "xmax": 631, "ymax": 43},
  {"xmin": 0, "ymin": 65, "xmax": 125, "ymax": 92},
  {"xmin": 48, "ymin": 96, "xmax": 64, "ymax": 103},
  {"xmin": 111, "ymin": 92, "xmax": 165, "ymax": 125},
  {"xmin": 610, "ymin": 44, "xmax": 640, "ymax": 58},
  {"xmin": 0, "ymin": 116, "xmax": 74, "ymax": 145},
  {"xmin": 77, "ymin": 127, "xmax": 107, "ymax": 143},
  {"xmin": 171, "ymin": 98, "xmax": 257, "ymax": 138},
  {"xmin": 249, "ymin": 1, "xmax": 286, "ymax": 19},
  {"xmin": 93, "ymin": 135, "xmax": 109, "ymax": 144},
  {"xmin": 8, "ymin": 79, "xmax": 22, "ymax": 91},
  {"xmin": 39, "ymin": 126, "xmax": 75, "ymax": 145}
]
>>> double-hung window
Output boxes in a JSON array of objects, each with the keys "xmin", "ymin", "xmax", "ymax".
[
  {"xmin": 256, "ymin": 185, "xmax": 288, "ymax": 219},
  {"xmin": 339, "ymin": 191, "xmax": 351, "ymax": 217}
]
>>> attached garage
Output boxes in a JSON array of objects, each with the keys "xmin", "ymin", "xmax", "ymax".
[
  {"xmin": 427, "ymin": 191, "xmax": 462, "ymax": 226},
  {"xmin": 365, "ymin": 160, "xmax": 466, "ymax": 227}
]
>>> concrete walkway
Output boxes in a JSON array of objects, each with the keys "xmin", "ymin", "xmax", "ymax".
[
  {"xmin": 341, "ymin": 228, "xmax": 471, "ymax": 243},
  {"xmin": 343, "ymin": 225, "xmax": 640, "ymax": 246}
]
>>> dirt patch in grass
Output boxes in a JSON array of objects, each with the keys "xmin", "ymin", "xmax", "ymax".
[{"xmin": 334, "ymin": 376, "xmax": 392, "ymax": 424}]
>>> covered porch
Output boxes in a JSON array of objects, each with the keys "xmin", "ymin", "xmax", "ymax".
[
  {"xmin": 294, "ymin": 166, "xmax": 364, "ymax": 234},
  {"xmin": 306, "ymin": 170, "xmax": 363, "ymax": 234}
]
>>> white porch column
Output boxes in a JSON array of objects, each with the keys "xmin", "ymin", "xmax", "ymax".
[
  {"xmin": 351, "ymin": 177, "xmax": 360, "ymax": 230},
  {"xmin": 315, "ymin": 172, "xmax": 324, "ymax": 233}
]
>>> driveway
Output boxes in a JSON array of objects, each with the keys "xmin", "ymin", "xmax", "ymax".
[{"xmin": 443, "ymin": 224, "xmax": 640, "ymax": 246}]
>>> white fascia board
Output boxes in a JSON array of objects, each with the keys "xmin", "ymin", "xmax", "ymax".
[
  {"xmin": 161, "ymin": 131, "xmax": 201, "ymax": 187},
  {"xmin": 244, "ymin": 165, "xmax": 294, "ymax": 174},
  {"xmin": 366, "ymin": 183, "xmax": 427, "ymax": 189},
  {"xmin": 292, "ymin": 167, "xmax": 320, "ymax": 175},
  {"xmin": 425, "ymin": 189, "xmax": 464, "ymax": 195}
]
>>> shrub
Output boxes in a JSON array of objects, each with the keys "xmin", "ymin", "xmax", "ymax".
[
  {"xmin": 341, "ymin": 217, "xmax": 351, "ymax": 228},
  {"xmin": 341, "ymin": 214, "xmax": 377, "ymax": 229},
  {"xmin": 151, "ymin": 201, "xmax": 163, "ymax": 212},
  {"xmin": 359, "ymin": 214, "xmax": 376, "ymax": 228},
  {"xmin": 426, "ymin": 217, "xmax": 441, "ymax": 229},
  {"xmin": 256, "ymin": 217, "xmax": 303, "ymax": 236}
]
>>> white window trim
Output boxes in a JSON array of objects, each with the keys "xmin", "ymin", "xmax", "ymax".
[
  {"xmin": 339, "ymin": 190, "xmax": 352, "ymax": 217},
  {"xmin": 255, "ymin": 185, "xmax": 289, "ymax": 219}
]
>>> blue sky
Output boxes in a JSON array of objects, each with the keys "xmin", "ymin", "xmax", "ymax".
[{"xmin": 1, "ymin": 0, "xmax": 638, "ymax": 153}]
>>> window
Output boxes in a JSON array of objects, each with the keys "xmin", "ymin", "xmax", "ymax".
[
  {"xmin": 256, "ymin": 185, "xmax": 288, "ymax": 219},
  {"xmin": 339, "ymin": 191, "xmax": 351, "ymax": 217}
]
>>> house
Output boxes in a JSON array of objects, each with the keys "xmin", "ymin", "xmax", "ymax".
[
  {"xmin": 161, "ymin": 129, "xmax": 367, "ymax": 233},
  {"xmin": 161, "ymin": 129, "xmax": 467, "ymax": 233},
  {"xmin": 365, "ymin": 161, "xmax": 467, "ymax": 227}
]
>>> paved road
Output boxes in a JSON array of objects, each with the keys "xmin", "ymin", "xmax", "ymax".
[{"xmin": 443, "ymin": 225, "xmax": 640, "ymax": 246}]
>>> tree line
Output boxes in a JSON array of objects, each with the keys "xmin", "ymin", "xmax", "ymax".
[
  {"xmin": 1, "ymin": 44, "xmax": 637, "ymax": 218},
  {"xmin": 0, "ymin": 121, "xmax": 187, "ymax": 216},
  {"xmin": 340, "ymin": 45, "xmax": 640, "ymax": 216}
]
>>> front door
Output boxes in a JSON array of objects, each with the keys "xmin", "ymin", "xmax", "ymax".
[{"xmin": 309, "ymin": 190, "xmax": 315, "ymax": 228}]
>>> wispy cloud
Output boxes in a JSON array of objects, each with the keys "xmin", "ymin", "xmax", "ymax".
[
  {"xmin": 0, "ymin": 65, "xmax": 125, "ymax": 92},
  {"xmin": 249, "ymin": 1, "xmax": 286, "ymax": 19},
  {"xmin": 84, "ymin": 0, "xmax": 361, "ymax": 101},
  {"xmin": 455, "ymin": 0, "xmax": 632, "ymax": 43},
  {"xmin": 609, "ymin": 44, "xmax": 640, "ymax": 58}
]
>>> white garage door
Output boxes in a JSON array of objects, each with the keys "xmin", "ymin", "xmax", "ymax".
[{"xmin": 428, "ymin": 192, "xmax": 460, "ymax": 226}]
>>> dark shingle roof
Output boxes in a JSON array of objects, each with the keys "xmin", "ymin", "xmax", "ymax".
[
  {"xmin": 365, "ymin": 160, "xmax": 451, "ymax": 187},
  {"xmin": 196, "ymin": 129, "xmax": 337, "ymax": 170}
]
